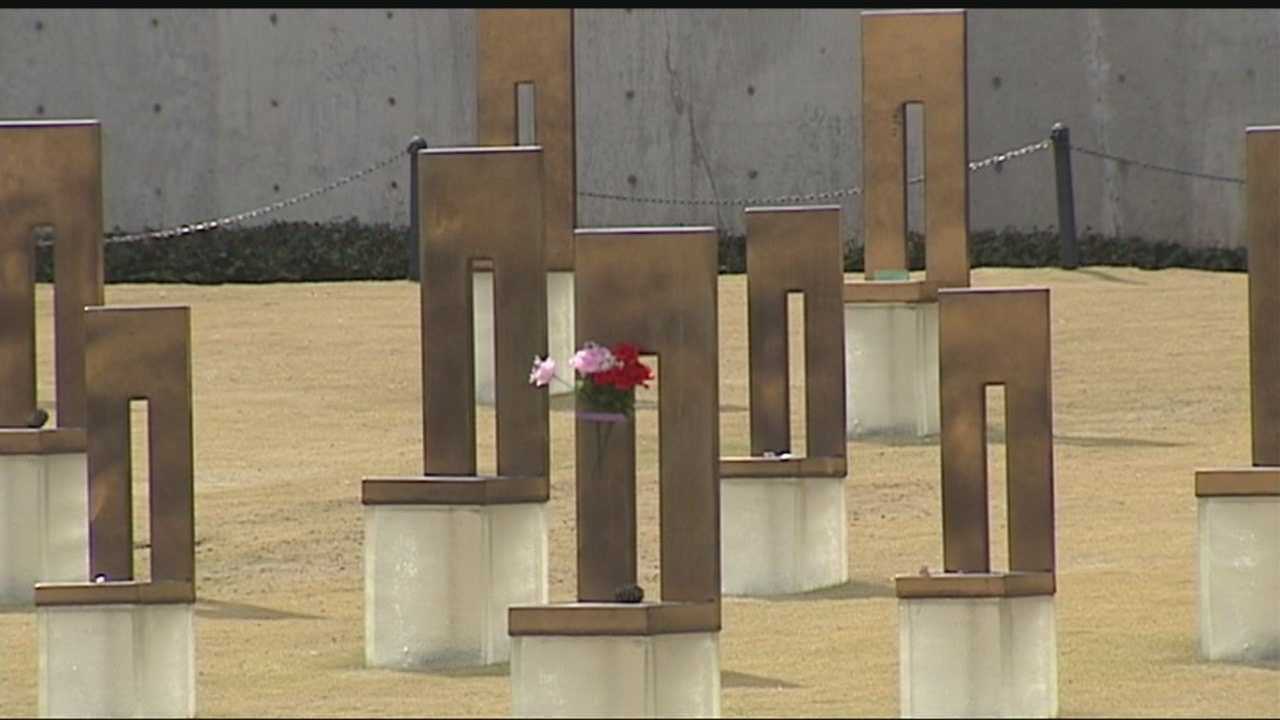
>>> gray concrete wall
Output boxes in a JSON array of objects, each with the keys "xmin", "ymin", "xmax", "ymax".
[{"xmin": 2, "ymin": 9, "xmax": 1277, "ymax": 248}]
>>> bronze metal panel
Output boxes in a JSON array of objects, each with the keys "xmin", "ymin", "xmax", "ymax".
[
  {"xmin": 894, "ymin": 570, "xmax": 1055, "ymax": 599},
  {"xmin": 938, "ymin": 288, "xmax": 1055, "ymax": 579},
  {"xmin": 508, "ymin": 600, "xmax": 720, "ymax": 637},
  {"xmin": 718, "ymin": 455, "xmax": 846, "ymax": 479},
  {"xmin": 577, "ymin": 410, "xmax": 638, "ymax": 601},
  {"xmin": 0, "ymin": 120, "xmax": 104, "ymax": 429},
  {"xmin": 361, "ymin": 475, "xmax": 548, "ymax": 505},
  {"xmin": 477, "ymin": 10, "xmax": 575, "ymax": 270},
  {"xmin": 84, "ymin": 305, "xmax": 193, "ymax": 588},
  {"xmin": 842, "ymin": 280, "xmax": 937, "ymax": 304},
  {"xmin": 34, "ymin": 578, "xmax": 194, "ymax": 607},
  {"xmin": 860, "ymin": 10, "xmax": 969, "ymax": 288},
  {"xmin": 419, "ymin": 146, "xmax": 549, "ymax": 498},
  {"xmin": 574, "ymin": 227, "xmax": 720, "ymax": 609},
  {"xmin": 1195, "ymin": 467, "xmax": 1280, "ymax": 497},
  {"xmin": 0, "ymin": 427, "xmax": 85, "ymax": 455},
  {"xmin": 743, "ymin": 207, "xmax": 847, "ymax": 461},
  {"xmin": 1247, "ymin": 127, "xmax": 1280, "ymax": 466}
]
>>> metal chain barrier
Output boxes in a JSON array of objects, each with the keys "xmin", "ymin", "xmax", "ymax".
[
  {"xmin": 50, "ymin": 132, "xmax": 1244, "ymax": 249},
  {"xmin": 84, "ymin": 146, "xmax": 407, "ymax": 247},
  {"xmin": 578, "ymin": 136, "xmax": 1054, "ymax": 207},
  {"xmin": 1069, "ymin": 144, "xmax": 1244, "ymax": 184},
  {"xmin": 576, "ymin": 185, "xmax": 864, "ymax": 208}
]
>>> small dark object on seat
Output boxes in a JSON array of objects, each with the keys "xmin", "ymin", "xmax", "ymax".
[
  {"xmin": 613, "ymin": 583, "xmax": 644, "ymax": 603},
  {"xmin": 26, "ymin": 408, "xmax": 49, "ymax": 429}
]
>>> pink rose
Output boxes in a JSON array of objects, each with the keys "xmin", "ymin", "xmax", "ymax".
[
  {"xmin": 528, "ymin": 356, "xmax": 557, "ymax": 387},
  {"xmin": 570, "ymin": 342, "xmax": 617, "ymax": 375}
]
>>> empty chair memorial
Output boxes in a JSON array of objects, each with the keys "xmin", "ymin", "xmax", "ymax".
[
  {"xmin": 844, "ymin": 9, "xmax": 970, "ymax": 438},
  {"xmin": 361, "ymin": 146, "xmax": 550, "ymax": 669},
  {"xmin": 0, "ymin": 120, "xmax": 103, "ymax": 605},
  {"xmin": 35, "ymin": 305, "xmax": 197, "ymax": 718},
  {"xmin": 509, "ymin": 227, "xmax": 722, "ymax": 718},
  {"xmin": 894, "ymin": 287, "xmax": 1058, "ymax": 719},
  {"xmin": 1192, "ymin": 125, "xmax": 1280, "ymax": 664},
  {"xmin": 471, "ymin": 9, "xmax": 576, "ymax": 404},
  {"xmin": 719, "ymin": 206, "xmax": 849, "ymax": 596}
]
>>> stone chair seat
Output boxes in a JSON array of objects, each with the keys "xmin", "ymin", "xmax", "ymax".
[
  {"xmin": 35, "ymin": 579, "xmax": 194, "ymax": 606},
  {"xmin": 0, "ymin": 428, "xmax": 86, "ymax": 456},
  {"xmin": 718, "ymin": 455, "xmax": 846, "ymax": 479},
  {"xmin": 361, "ymin": 474, "xmax": 547, "ymax": 505},
  {"xmin": 843, "ymin": 278, "xmax": 940, "ymax": 304},
  {"xmin": 509, "ymin": 599, "xmax": 720, "ymax": 636}
]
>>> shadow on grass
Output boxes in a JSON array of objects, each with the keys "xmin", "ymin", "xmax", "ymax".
[
  {"xmin": 722, "ymin": 669, "xmax": 802, "ymax": 689},
  {"xmin": 1054, "ymin": 433, "xmax": 1185, "ymax": 449},
  {"xmin": 853, "ymin": 432, "xmax": 1184, "ymax": 449},
  {"xmin": 196, "ymin": 598, "xmax": 322, "ymax": 621},
  {"xmin": 850, "ymin": 433, "xmax": 939, "ymax": 448},
  {"xmin": 748, "ymin": 578, "xmax": 895, "ymax": 603},
  {"xmin": 1221, "ymin": 658, "xmax": 1280, "ymax": 672},
  {"xmin": 1074, "ymin": 267, "xmax": 1148, "ymax": 285},
  {"xmin": 386, "ymin": 661, "xmax": 804, "ymax": 689},
  {"xmin": 400, "ymin": 661, "xmax": 510, "ymax": 678}
]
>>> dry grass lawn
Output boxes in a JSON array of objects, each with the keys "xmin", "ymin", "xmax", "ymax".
[{"xmin": 1, "ymin": 267, "xmax": 1278, "ymax": 717}]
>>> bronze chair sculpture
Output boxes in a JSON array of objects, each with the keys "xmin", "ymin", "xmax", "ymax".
[
  {"xmin": 719, "ymin": 206, "xmax": 850, "ymax": 595},
  {"xmin": 1192, "ymin": 126, "xmax": 1280, "ymax": 664},
  {"xmin": 361, "ymin": 145, "xmax": 551, "ymax": 668},
  {"xmin": 35, "ymin": 305, "xmax": 197, "ymax": 718},
  {"xmin": 509, "ymin": 226, "xmax": 722, "ymax": 717},
  {"xmin": 844, "ymin": 9, "xmax": 971, "ymax": 438},
  {"xmin": 894, "ymin": 287, "xmax": 1058, "ymax": 718},
  {"xmin": 472, "ymin": 9, "xmax": 576, "ymax": 404},
  {"xmin": 0, "ymin": 120, "xmax": 104, "ymax": 604}
]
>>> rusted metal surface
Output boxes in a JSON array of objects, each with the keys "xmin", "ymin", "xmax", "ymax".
[
  {"xmin": 83, "ymin": 305, "xmax": 194, "ymax": 591},
  {"xmin": 1193, "ymin": 129, "xmax": 1280, "ymax": 497},
  {"xmin": 1248, "ymin": 127, "xmax": 1280, "ymax": 467},
  {"xmin": 1195, "ymin": 467, "xmax": 1280, "ymax": 497},
  {"xmin": 571, "ymin": 227, "xmax": 721, "ymax": 609},
  {"xmin": 417, "ymin": 147, "xmax": 549, "ymax": 497},
  {"xmin": 719, "ymin": 455, "xmax": 845, "ymax": 479},
  {"xmin": 738, "ymin": 206, "xmax": 846, "ymax": 465},
  {"xmin": 34, "ymin": 579, "xmax": 194, "ymax": 606},
  {"xmin": 0, "ymin": 428, "xmax": 85, "ymax": 454},
  {"xmin": 0, "ymin": 120, "xmax": 104, "ymax": 429},
  {"xmin": 508, "ymin": 600, "xmax": 720, "ymax": 636},
  {"xmin": 842, "ymin": 280, "xmax": 938, "ymax": 304},
  {"xmin": 850, "ymin": 10, "xmax": 969, "ymax": 300},
  {"xmin": 477, "ymin": 10, "xmax": 576, "ymax": 271},
  {"xmin": 938, "ymin": 287, "xmax": 1055, "ymax": 579},
  {"xmin": 894, "ymin": 570, "xmax": 1054, "ymax": 599},
  {"xmin": 361, "ymin": 475, "xmax": 549, "ymax": 505}
]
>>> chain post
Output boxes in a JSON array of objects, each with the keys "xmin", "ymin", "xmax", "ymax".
[
  {"xmin": 1050, "ymin": 123, "xmax": 1079, "ymax": 270},
  {"xmin": 405, "ymin": 136, "xmax": 429, "ymax": 282}
]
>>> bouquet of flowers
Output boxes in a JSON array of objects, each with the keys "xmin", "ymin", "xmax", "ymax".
[
  {"xmin": 530, "ymin": 341, "xmax": 652, "ymax": 605},
  {"xmin": 529, "ymin": 341, "xmax": 654, "ymax": 421}
]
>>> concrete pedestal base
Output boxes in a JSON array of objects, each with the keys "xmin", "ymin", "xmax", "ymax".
[
  {"xmin": 720, "ymin": 474, "xmax": 847, "ymax": 596},
  {"xmin": 475, "ymin": 270, "xmax": 574, "ymax": 404},
  {"xmin": 0, "ymin": 451, "xmax": 88, "ymax": 605},
  {"xmin": 844, "ymin": 301, "xmax": 939, "ymax": 438},
  {"xmin": 38, "ymin": 601, "xmax": 195, "ymax": 718},
  {"xmin": 898, "ymin": 592, "xmax": 1058, "ymax": 718},
  {"xmin": 364, "ymin": 502, "xmax": 548, "ymax": 667},
  {"xmin": 1197, "ymin": 493, "xmax": 1280, "ymax": 662},
  {"xmin": 511, "ymin": 631, "xmax": 720, "ymax": 718}
]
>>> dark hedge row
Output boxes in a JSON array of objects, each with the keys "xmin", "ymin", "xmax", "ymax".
[
  {"xmin": 34, "ymin": 219, "xmax": 1246, "ymax": 284},
  {"xmin": 737, "ymin": 227, "xmax": 1246, "ymax": 273},
  {"xmin": 36, "ymin": 219, "xmax": 409, "ymax": 284}
]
